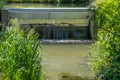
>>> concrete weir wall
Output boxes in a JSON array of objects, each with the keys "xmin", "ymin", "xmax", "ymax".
[
  {"xmin": 0, "ymin": 10, "xmax": 1, "ymax": 21},
  {"xmin": 0, "ymin": 9, "xmax": 2, "ymax": 31},
  {"xmin": 2, "ymin": 8, "xmax": 95, "ymax": 41},
  {"xmin": 1, "ymin": 9, "xmax": 9, "ymax": 26}
]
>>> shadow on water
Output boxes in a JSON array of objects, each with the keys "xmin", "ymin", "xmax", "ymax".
[
  {"xmin": 62, "ymin": 76, "xmax": 90, "ymax": 80},
  {"xmin": 60, "ymin": 71, "xmax": 94, "ymax": 80}
]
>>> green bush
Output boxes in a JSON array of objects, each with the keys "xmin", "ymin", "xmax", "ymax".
[
  {"xmin": 0, "ymin": 0, "xmax": 6, "ymax": 8},
  {"xmin": 0, "ymin": 19, "xmax": 43, "ymax": 80},
  {"xmin": 90, "ymin": 0, "xmax": 120, "ymax": 80}
]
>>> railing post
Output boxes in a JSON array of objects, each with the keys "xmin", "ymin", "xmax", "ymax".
[{"xmin": 89, "ymin": 9, "xmax": 94, "ymax": 40}]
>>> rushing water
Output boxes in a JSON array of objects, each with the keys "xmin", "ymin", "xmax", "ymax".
[{"xmin": 42, "ymin": 44, "xmax": 93, "ymax": 80}]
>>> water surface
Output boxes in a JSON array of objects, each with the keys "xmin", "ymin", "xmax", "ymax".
[{"xmin": 42, "ymin": 44, "xmax": 93, "ymax": 80}]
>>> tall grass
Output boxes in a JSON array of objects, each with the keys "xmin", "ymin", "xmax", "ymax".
[{"xmin": 0, "ymin": 19, "xmax": 43, "ymax": 80}]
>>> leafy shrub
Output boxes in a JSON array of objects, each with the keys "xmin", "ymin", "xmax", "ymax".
[
  {"xmin": 0, "ymin": 0, "xmax": 6, "ymax": 8},
  {"xmin": 0, "ymin": 19, "xmax": 43, "ymax": 80},
  {"xmin": 90, "ymin": 0, "xmax": 120, "ymax": 80}
]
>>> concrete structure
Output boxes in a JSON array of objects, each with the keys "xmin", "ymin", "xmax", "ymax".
[{"xmin": 2, "ymin": 8, "xmax": 94, "ymax": 40}]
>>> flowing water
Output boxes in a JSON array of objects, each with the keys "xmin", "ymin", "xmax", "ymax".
[{"xmin": 42, "ymin": 44, "xmax": 93, "ymax": 80}]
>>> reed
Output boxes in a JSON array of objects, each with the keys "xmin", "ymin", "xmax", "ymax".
[{"xmin": 0, "ymin": 19, "xmax": 43, "ymax": 80}]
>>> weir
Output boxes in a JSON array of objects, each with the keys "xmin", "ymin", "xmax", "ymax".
[{"xmin": 2, "ymin": 7, "xmax": 94, "ymax": 40}]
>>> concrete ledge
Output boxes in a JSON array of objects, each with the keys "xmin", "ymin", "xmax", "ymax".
[{"xmin": 40, "ymin": 40, "xmax": 94, "ymax": 44}]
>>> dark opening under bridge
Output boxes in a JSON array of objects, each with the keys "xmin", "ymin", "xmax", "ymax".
[{"xmin": 2, "ymin": 7, "xmax": 94, "ymax": 41}]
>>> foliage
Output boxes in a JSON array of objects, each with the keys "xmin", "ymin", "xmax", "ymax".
[
  {"xmin": 0, "ymin": 0, "xmax": 6, "ymax": 8},
  {"xmin": 0, "ymin": 19, "xmax": 43, "ymax": 80},
  {"xmin": 90, "ymin": 0, "xmax": 120, "ymax": 80}
]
